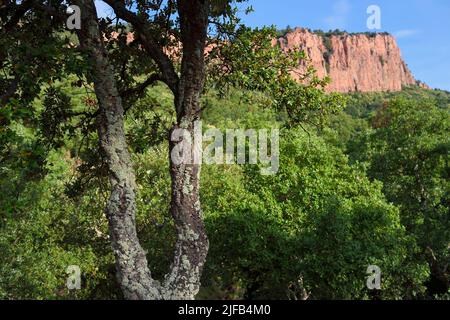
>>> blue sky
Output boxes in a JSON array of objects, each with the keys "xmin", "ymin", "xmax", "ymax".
[
  {"xmin": 238, "ymin": 0, "xmax": 450, "ymax": 91},
  {"xmin": 95, "ymin": 0, "xmax": 450, "ymax": 91}
]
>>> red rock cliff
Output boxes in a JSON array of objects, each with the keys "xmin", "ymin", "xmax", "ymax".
[{"xmin": 276, "ymin": 28, "xmax": 419, "ymax": 93}]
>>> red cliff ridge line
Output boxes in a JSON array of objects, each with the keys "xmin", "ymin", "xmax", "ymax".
[
  {"xmin": 112, "ymin": 27, "xmax": 428, "ymax": 93},
  {"xmin": 276, "ymin": 28, "xmax": 428, "ymax": 93}
]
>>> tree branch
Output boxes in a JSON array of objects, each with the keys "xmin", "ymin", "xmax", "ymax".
[
  {"xmin": 102, "ymin": 0, "xmax": 179, "ymax": 94},
  {"xmin": 120, "ymin": 73, "xmax": 162, "ymax": 99}
]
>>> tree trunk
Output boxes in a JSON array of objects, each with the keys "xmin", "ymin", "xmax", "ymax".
[
  {"xmin": 160, "ymin": 0, "xmax": 210, "ymax": 300},
  {"xmin": 74, "ymin": 0, "xmax": 161, "ymax": 300},
  {"xmin": 162, "ymin": 121, "xmax": 209, "ymax": 299},
  {"xmin": 74, "ymin": 0, "xmax": 210, "ymax": 300}
]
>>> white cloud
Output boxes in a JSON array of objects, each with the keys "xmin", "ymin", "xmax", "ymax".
[
  {"xmin": 324, "ymin": 0, "xmax": 351, "ymax": 30},
  {"xmin": 393, "ymin": 29, "xmax": 421, "ymax": 38}
]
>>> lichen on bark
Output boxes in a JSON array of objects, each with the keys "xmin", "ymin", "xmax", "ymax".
[{"xmin": 74, "ymin": 0, "xmax": 211, "ymax": 300}]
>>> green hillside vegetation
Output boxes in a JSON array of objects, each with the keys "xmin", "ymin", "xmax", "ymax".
[
  {"xmin": 1, "ymin": 82, "xmax": 448, "ymax": 299},
  {"xmin": 1, "ymin": 2, "xmax": 448, "ymax": 301}
]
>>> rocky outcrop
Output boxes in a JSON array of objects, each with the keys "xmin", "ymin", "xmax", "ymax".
[{"xmin": 276, "ymin": 28, "xmax": 421, "ymax": 93}]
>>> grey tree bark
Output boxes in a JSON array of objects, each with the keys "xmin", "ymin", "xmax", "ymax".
[
  {"xmin": 162, "ymin": 0, "xmax": 210, "ymax": 300},
  {"xmin": 74, "ymin": 0, "xmax": 162, "ymax": 300},
  {"xmin": 74, "ymin": 0, "xmax": 210, "ymax": 300}
]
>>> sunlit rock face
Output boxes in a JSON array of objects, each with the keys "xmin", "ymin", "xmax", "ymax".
[{"xmin": 276, "ymin": 28, "xmax": 425, "ymax": 93}]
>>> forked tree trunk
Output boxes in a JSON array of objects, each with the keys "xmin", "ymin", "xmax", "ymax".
[{"xmin": 74, "ymin": 0, "xmax": 210, "ymax": 300}]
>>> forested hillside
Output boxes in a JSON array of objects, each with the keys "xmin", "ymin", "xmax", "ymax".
[{"xmin": 1, "ymin": 81, "xmax": 448, "ymax": 299}]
